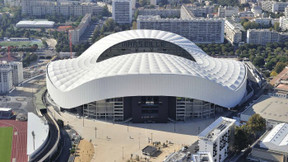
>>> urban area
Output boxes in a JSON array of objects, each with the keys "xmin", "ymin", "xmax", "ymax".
[{"xmin": 0, "ymin": 0, "xmax": 288, "ymax": 161}]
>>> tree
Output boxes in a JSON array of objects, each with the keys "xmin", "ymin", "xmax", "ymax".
[
  {"xmin": 253, "ymin": 56, "xmax": 265, "ymax": 67},
  {"xmin": 270, "ymin": 70, "xmax": 277, "ymax": 77},
  {"xmin": 247, "ymin": 114, "xmax": 266, "ymax": 136},
  {"xmin": 274, "ymin": 22, "xmax": 280, "ymax": 32},
  {"xmin": 234, "ymin": 125, "xmax": 250, "ymax": 152},
  {"xmin": 274, "ymin": 62, "xmax": 286, "ymax": 73}
]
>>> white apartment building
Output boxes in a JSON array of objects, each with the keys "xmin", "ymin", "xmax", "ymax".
[
  {"xmin": 261, "ymin": 1, "xmax": 288, "ymax": 13},
  {"xmin": 198, "ymin": 117, "xmax": 236, "ymax": 162},
  {"xmin": 9, "ymin": 62, "xmax": 24, "ymax": 86},
  {"xmin": 253, "ymin": 18, "xmax": 272, "ymax": 26},
  {"xmin": 4, "ymin": 0, "xmax": 21, "ymax": 7},
  {"xmin": 224, "ymin": 20, "xmax": 244, "ymax": 44},
  {"xmin": 181, "ymin": 4, "xmax": 215, "ymax": 19},
  {"xmin": 280, "ymin": 16, "xmax": 288, "ymax": 31},
  {"xmin": 251, "ymin": 5, "xmax": 262, "ymax": 17},
  {"xmin": 285, "ymin": 6, "xmax": 288, "ymax": 17},
  {"xmin": 112, "ymin": 0, "xmax": 132, "ymax": 24},
  {"xmin": 238, "ymin": 11, "xmax": 254, "ymax": 18},
  {"xmin": 247, "ymin": 29, "xmax": 280, "ymax": 45},
  {"xmin": 69, "ymin": 14, "xmax": 91, "ymax": 45},
  {"xmin": 0, "ymin": 65, "xmax": 13, "ymax": 94},
  {"xmin": 218, "ymin": 6, "xmax": 239, "ymax": 18},
  {"xmin": 21, "ymin": 0, "xmax": 103, "ymax": 16},
  {"xmin": 137, "ymin": 15, "xmax": 224, "ymax": 43},
  {"xmin": 138, "ymin": 9, "xmax": 180, "ymax": 18}
]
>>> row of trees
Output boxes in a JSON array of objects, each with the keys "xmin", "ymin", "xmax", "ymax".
[
  {"xmin": 234, "ymin": 114, "xmax": 266, "ymax": 152},
  {"xmin": 240, "ymin": 19, "xmax": 280, "ymax": 31},
  {"xmin": 199, "ymin": 41, "xmax": 288, "ymax": 77},
  {"xmin": 91, "ymin": 19, "xmax": 130, "ymax": 43}
]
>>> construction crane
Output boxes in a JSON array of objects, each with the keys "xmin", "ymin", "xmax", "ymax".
[
  {"xmin": 7, "ymin": 46, "xmax": 13, "ymax": 61},
  {"xmin": 69, "ymin": 30, "xmax": 73, "ymax": 59}
]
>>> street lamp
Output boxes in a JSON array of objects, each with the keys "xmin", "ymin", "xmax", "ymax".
[
  {"xmin": 95, "ymin": 127, "xmax": 97, "ymax": 138},
  {"xmin": 32, "ymin": 131, "xmax": 35, "ymax": 150}
]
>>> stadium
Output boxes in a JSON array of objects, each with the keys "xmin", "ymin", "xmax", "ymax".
[{"xmin": 46, "ymin": 30, "xmax": 248, "ymax": 123}]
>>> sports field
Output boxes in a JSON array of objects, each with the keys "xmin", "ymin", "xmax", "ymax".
[
  {"xmin": 0, "ymin": 127, "xmax": 13, "ymax": 162},
  {"xmin": 0, "ymin": 40, "xmax": 43, "ymax": 48}
]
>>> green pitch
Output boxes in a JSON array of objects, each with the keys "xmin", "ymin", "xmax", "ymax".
[
  {"xmin": 0, "ymin": 127, "xmax": 13, "ymax": 162},
  {"xmin": 0, "ymin": 41, "xmax": 43, "ymax": 48}
]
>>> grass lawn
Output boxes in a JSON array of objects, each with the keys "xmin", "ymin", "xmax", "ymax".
[
  {"xmin": 0, "ymin": 127, "xmax": 13, "ymax": 162},
  {"xmin": 0, "ymin": 40, "xmax": 43, "ymax": 48}
]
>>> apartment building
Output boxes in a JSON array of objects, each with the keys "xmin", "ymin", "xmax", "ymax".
[
  {"xmin": 0, "ymin": 65, "xmax": 13, "ymax": 94},
  {"xmin": 280, "ymin": 16, "xmax": 288, "ymax": 30},
  {"xmin": 247, "ymin": 29, "xmax": 280, "ymax": 45},
  {"xmin": 224, "ymin": 20, "xmax": 244, "ymax": 44},
  {"xmin": 261, "ymin": 1, "xmax": 288, "ymax": 13},
  {"xmin": 180, "ymin": 4, "xmax": 215, "ymax": 19},
  {"xmin": 218, "ymin": 6, "xmax": 239, "ymax": 18},
  {"xmin": 138, "ymin": 9, "xmax": 180, "ymax": 18},
  {"xmin": 137, "ymin": 15, "xmax": 224, "ymax": 43},
  {"xmin": 69, "ymin": 14, "xmax": 91, "ymax": 45},
  {"xmin": 112, "ymin": 0, "xmax": 132, "ymax": 24},
  {"xmin": 198, "ymin": 117, "xmax": 236, "ymax": 162},
  {"xmin": 21, "ymin": 0, "xmax": 103, "ymax": 16}
]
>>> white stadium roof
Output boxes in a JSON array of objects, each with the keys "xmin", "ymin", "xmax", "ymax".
[{"xmin": 47, "ymin": 30, "xmax": 247, "ymax": 108}]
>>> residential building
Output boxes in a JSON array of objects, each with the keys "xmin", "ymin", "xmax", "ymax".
[
  {"xmin": 150, "ymin": 0, "xmax": 156, "ymax": 6},
  {"xmin": 218, "ymin": 6, "xmax": 239, "ymax": 18},
  {"xmin": 248, "ymin": 123, "xmax": 288, "ymax": 162},
  {"xmin": 0, "ymin": 65, "xmax": 13, "ymax": 94},
  {"xmin": 251, "ymin": 5, "xmax": 262, "ymax": 17},
  {"xmin": 181, "ymin": 4, "xmax": 215, "ymax": 19},
  {"xmin": 285, "ymin": 6, "xmax": 288, "ymax": 17},
  {"xmin": 261, "ymin": 1, "xmax": 288, "ymax": 13},
  {"xmin": 238, "ymin": 11, "xmax": 254, "ymax": 19},
  {"xmin": 21, "ymin": 0, "xmax": 103, "ymax": 16},
  {"xmin": 280, "ymin": 16, "xmax": 288, "ymax": 30},
  {"xmin": 191, "ymin": 152, "xmax": 213, "ymax": 162},
  {"xmin": 4, "ymin": 0, "xmax": 21, "ymax": 6},
  {"xmin": 247, "ymin": 29, "xmax": 280, "ymax": 45},
  {"xmin": 224, "ymin": 20, "xmax": 244, "ymax": 44},
  {"xmin": 198, "ymin": 117, "xmax": 236, "ymax": 162},
  {"xmin": 253, "ymin": 18, "xmax": 272, "ymax": 26},
  {"xmin": 112, "ymin": 0, "xmax": 132, "ymax": 24},
  {"xmin": 137, "ymin": 15, "xmax": 224, "ymax": 43},
  {"xmin": 138, "ymin": 9, "xmax": 180, "ymax": 18},
  {"xmin": 69, "ymin": 14, "xmax": 91, "ymax": 45},
  {"xmin": 9, "ymin": 62, "xmax": 24, "ymax": 86}
]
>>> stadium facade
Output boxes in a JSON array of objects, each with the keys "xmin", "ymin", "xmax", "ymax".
[{"xmin": 46, "ymin": 30, "xmax": 247, "ymax": 122}]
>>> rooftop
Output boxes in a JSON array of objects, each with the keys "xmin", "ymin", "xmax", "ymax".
[
  {"xmin": 27, "ymin": 113, "xmax": 49, "ymax": 156},
  {"xmin": 191, "ymin": 152, "xmax": 213, "ymax": 162},
  {"xmin": 241, "ymin": 95, "xmax": 288, "ymax": 123},
  {"xmin": 198, "ymin": 117, "xmax": 236, "ymax": 141},
  {"xmin": 260, "ymin": 123, "xmax": 288, "ymax": 153}
]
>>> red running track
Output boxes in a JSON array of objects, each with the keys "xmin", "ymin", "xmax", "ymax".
[{"xmin": 0, "ymin": 120, "xmax": 27, "ymax": 162}]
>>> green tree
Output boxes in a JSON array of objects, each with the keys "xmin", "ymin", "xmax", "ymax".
[
  {"xmin": 253, "ymin": 56, "xmax": 265, "ymax": 67},
  {"xmin": 247, "ymin": 114, "xmax": 266, "ymax": 136},
  {"xmin": 234, "ymin": 125, "xmax": 250, "ymax": 151},
  {"xmin": 274, "ymin": 62, "xmax": 286, "ymax": 73},
  {"xmin": 274, "ymin": 22, "xmax": 280, "ymax": 32}
]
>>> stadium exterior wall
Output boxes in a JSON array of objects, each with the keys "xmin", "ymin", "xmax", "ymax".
[{"xmin": 47, "ymin": 71, "xmax": 247, "ymax": 109}]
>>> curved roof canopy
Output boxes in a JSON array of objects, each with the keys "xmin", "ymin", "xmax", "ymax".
[{"xmin": 47, "ymin": 30, "xmax": 247, "ymax": 108}]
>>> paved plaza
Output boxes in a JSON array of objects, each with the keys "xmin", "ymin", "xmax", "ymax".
[{"xmin": 48, "ymin": 106, "xmax": 219, "ymax": 162}]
